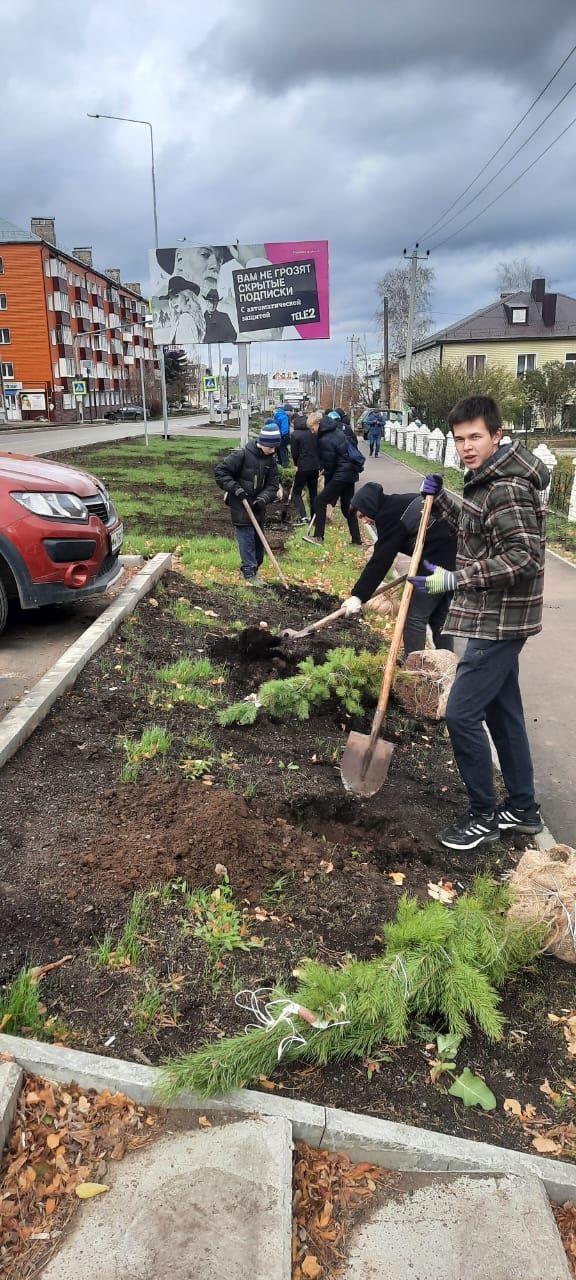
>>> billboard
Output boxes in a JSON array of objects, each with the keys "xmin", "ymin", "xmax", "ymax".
[
  {"xmin": 268, "ymin": 371, "xmax": 302, "ymax": 397},
  {"xmin": 150, "ymin": 241, "xmax": 329, "ymax": 345}
]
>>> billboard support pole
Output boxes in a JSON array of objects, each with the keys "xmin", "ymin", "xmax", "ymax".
[{"xmin": 238, "ymin": 342, "xmax": 250, "ymax": 447}]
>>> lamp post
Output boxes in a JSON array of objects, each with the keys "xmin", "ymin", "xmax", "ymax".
[{"xmin": 87, "ymin": 112, "xmax": 169, "ymax": 440}]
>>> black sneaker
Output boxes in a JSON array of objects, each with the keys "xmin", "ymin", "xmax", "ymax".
[
  {"xmin": 303, "ymin": 535, "xmax": 324, "ymax": 546},
  {"xmin": 497, "ymin": 803, "xmax": 543, "ymax": 835},
  {"xmin": 437, "ymin": 811, "xmax": 500, "ymax": 851}
]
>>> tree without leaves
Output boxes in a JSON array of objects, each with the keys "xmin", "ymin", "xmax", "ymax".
[
  {"xmin": 377, "ymin": 261, "xmax": 435, "ymax": 358},
  {"xmin": 496, "ymin": 257, "xmax": 545, "ymax": 293},
  {"xmin": 404, "ymin": 362, "xmax": 527, "ymax": 432},
  {"xmin": 522, "ymin": 361, "xmax": 576, "ymax": 433}
]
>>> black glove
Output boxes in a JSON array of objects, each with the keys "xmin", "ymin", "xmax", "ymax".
[
  {"xmin": 252, "ymin": 497, "xmax": 266, "ymax": 518},
  {"xmin": 233, "ymin": 485, "xmax": 247, "ymax": 501}
]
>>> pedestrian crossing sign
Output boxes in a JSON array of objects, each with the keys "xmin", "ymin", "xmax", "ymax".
[
  {"xmin": 203, "ymin": 375, "xmax": 217, "ymax": 392},
  {"xmin": 72, "ymin": 379, "xmax": 87, "ymax": 397}
]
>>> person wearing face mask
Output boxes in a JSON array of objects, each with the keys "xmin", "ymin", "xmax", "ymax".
[{"xmin": 341, "ymin": 481, "xmax": 456, "ymax": 656}]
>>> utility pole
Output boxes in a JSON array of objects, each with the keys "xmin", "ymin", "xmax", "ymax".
[
  {"xmin": 400, "ymin": 243, "xmax": 430, "ymax": 423},
  {"xmin": 349, "ymin": 334, "xmax": 356, "ymax": 427},
  {"xmin": 382, "ymin": 296, "xmax": 389, "ymax": 409}
]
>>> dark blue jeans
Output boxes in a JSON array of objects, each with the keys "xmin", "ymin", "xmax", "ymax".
[
  {"xmin": 445, "ymin": 638, "xmax": 535, "ymax": 814},
  {"xmin": 235, "ymin": 525, "xmax": 265, "ymax": 579}
]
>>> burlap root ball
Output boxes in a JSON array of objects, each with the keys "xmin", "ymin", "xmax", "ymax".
[{"xmin": 508, "ymin": 845, "xmax": 576, "ymax": 964}]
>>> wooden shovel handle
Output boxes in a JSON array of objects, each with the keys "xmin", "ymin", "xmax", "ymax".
[
  {"xmin": 368, "ymin": 495, "xmax": 435, "ymax": 744},
  {"xmin": 294, "ymin": 573, "xmax": 408, "ymax": 639},
  {"xmin": 242, "ymin": 500, "xmax": 289, "ymax": 589}
]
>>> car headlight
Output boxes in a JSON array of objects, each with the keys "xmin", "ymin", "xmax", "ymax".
[{"xmin": 10, "ymin": 491, "xmax": 89, "ymax": 521}]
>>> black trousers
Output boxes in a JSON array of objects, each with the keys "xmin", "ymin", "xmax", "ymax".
[
  {"xmin": 314, "ymin": 477, "xmax": 361, "ymax": 543},
  {"xmin": 445, "ymin": 638, "xmax": 535, "ymax": 813},
  {"xmin": 403, "ymin": 591, "xmax": 454, "ymax": 657},
  {"xmin": 292, "ymin": 470, "xmax": 319, "ymax": 519}
]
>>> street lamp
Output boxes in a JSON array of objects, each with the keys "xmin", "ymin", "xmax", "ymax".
[{"xmin": 87, "ymin": 112, "xmax": 169, "ymax": 440}]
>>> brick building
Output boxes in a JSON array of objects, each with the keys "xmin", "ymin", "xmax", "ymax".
[{"xmin": 0, "ymin": 216, "xmax": 158, "ymax": 424}]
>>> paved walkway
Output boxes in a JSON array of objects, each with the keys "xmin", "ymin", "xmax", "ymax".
[{"xmin": 362, "ymin": 450, "xmax": 576, "ymax": 845}]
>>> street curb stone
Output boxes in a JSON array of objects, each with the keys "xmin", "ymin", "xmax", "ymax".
[
  {"xmin": 0, "ymin": 552, "xmax": 172, "ymax": 773},
  {"xmin": 2, "ymin": 1034, "xmax": 576, "ymax": 1202},
  {"xmin": 0, "ymin": 1061, "xmax": 23, "ymax": 1152}
]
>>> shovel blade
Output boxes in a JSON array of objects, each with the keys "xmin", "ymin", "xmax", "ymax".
[{"xmin": 340, "ymin": 731, "xmax": 395, "ymax": 797}]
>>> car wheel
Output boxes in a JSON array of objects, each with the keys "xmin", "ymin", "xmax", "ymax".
[{"xmin": 0, "ymin": 579, "xmax": 8, "ymax": 637}]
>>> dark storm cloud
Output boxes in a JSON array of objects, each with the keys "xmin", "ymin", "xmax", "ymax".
[
  {"xmin": 201, "ymin": 0, "xmax": 576, "ymax": 91},
  {"xmin": 2, "ymin": 0, "xmax": 576, "ymax": 373}
]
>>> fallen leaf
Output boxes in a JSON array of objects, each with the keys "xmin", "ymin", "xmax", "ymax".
[
  {"xmin": 449, "ymin": 1069, "xmax": 496, "ymax": 1110},
  {"xmin": 388, "ymin": 871, "xmax": 406, "ymax": 885},
  {"xmin": 77, "ymin": 1096, "xmax": 91, "ymax": 1115},
  {"xmin": 46, "ymin": 1132, "xmax": 61, "ymax": 1149},
  {"xmin": 301, "ymin": 1256, "xmax": 322, "ymax": 1279},
  {"xmin": 540, "ymin": 1079, "xmax": 562, "ymax": 1104},
  {"xmin": 197, "ymin": 1115, "xmax": 212, "ymax": 1129},
  {"xmin": 427, "ymin": 879, "xmax": 457, "ymax": 904},
  {"xmin": 503, "ymin": 1098, "xmax": 523, "ymax": 1117},
  {"xmin": 258, "ymin": 1077, "xmax": 277, "ymax": 1091},
  {"xmin": 75, "ymin": 1183, "xmax": 109, "ymax": 1199},
  {"xmin": 319, "ymin": 860, "xmax": 334, "ymax": 875},
  {"xmin": 532, "ymin": 1136, "xmax": 563, "ymax": 1154}
]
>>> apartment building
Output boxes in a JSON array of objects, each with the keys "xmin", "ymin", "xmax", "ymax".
[{"xmin": 0, "ymin": 215, "xmax": 158, "ymax": 423}]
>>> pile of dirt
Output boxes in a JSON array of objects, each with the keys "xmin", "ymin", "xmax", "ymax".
[{"xmin": 72, "ymin": 779, "xmax": 329, "ymax": 899}]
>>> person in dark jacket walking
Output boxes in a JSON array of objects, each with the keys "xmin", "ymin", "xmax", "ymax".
[
  {"xmin": 290, "ymin": 412, "xmax": 320, "ymax": 523},
  {"xmin": 304, "ymin": 411, "xmax": 362, "ymax": 546},
  {"xmin": 409, "ymin": 395, "xmax": 549, "ymax": 851},
  {"xmin": 341, "ymin": 482, "xmax": 456, "ymax": 655},
  {"xmin": 214, "ymin": 423, "xmax": 281, "ymax": 584},
  {"xmin": 367, "ymin": 413, "xmax": 384, "ymax": 457}
]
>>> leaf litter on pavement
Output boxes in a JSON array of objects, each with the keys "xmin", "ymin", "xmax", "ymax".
[
  {"xmin": 0, "ymin": 1065, "xmax": 162, "ymax": 1280},
  {"xmin": 292, "ymin": 1142, "xmax": 389, "ymax": 1279}
]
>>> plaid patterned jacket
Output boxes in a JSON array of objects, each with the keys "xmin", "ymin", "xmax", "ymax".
[{"xmin": 436, "ymin": 443, "xmax": 549, "ymax": 640}]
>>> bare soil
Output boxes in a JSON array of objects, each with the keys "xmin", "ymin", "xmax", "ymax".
[{"xmin": 0, "ymin": 570, "xmax": 573, "ymax": 1158}]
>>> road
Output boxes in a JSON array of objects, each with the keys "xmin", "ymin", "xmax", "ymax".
[
  {"xmin": 0, "ymin": 414, "xmax": 240, "ymax": 456},
  {"xmin": 362, "ymin": 448, "xmax": 575, "ymax": 845},
  {"xmin": 0, "ymin": 415, "xmax": 240, "ymax": 711}
]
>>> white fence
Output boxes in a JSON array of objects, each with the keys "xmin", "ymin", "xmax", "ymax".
[{"xmin": 384, "ymin": 422, "xmax": 576, "ymax": 520}]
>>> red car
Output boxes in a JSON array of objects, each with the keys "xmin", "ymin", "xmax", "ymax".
[{"xmin": 0, "ymin": 452, "xmax": 123, "ymax": 635}]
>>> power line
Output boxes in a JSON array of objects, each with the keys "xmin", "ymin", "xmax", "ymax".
[
  {"xmin": 419, "ymin": 41, "xmax": 576, "ymax": 239},
  {"xmin": 428, "ymin": 109, "xmax": 576, "ymax": 251},
  {"xmin": 424, "ymin": 73, "xmax": 576, "ymax": 240}
]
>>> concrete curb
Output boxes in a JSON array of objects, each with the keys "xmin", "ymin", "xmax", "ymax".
[
  {"xmin": 0, "ymin": 1060, "xmax": 23, "ymax": 1152},
  {"xmin": 1, "ymin": 1034, "xmax": 575, "ymax": 1203},
  {"xmin": 119, "ymin": 554, "xmax": 144, "ymax": 567},
  {"xmin": 0, "ymin": 552, "xmax": 172, "ymax": 772}
]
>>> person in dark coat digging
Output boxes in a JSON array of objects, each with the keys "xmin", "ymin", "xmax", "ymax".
[
  {"xmin": 341, "ymin": 481, "xmax": 457, "ymax": 655},
  {"xmin": 215, "ymin": 422, "xmax": 281, "ymax": 585}
]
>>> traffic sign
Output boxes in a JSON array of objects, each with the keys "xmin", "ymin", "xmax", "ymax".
[
  {"xmin": 203, "ymin": 375, "xmax": 217, "ymax": 392},
  {"xmin": 72, "ymin": 379, "xmax": 87, "ymax": 397}
]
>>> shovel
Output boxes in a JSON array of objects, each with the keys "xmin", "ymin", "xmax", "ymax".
[
  {"xmin": 340, "ymin": 495, "xmax": 435, "ymax": 797},
  {"xmin": 242, "ymin": 499, "xmax": 289, "ymax": 589},
  {"xmin": 281, "ymin": 574, "xmax": 408, "ymax": 641}
]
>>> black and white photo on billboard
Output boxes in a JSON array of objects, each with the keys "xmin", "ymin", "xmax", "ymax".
[{"xmin": 149, "ymin": 242, "xmax": 328, "ymax": 345}]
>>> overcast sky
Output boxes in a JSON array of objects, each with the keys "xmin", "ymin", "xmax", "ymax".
[{"xmin": 2, "ymin": 0, "xmax": 576, "ymax": 374}]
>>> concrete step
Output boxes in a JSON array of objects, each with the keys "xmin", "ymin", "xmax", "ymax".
[
  {"xmin": 39, "ymin": 1114, "xmax": 292, "ymax": 1280},
  {"xmin": 342, "ymin": 1170, "xmax": 571, "ymax": 1280}
]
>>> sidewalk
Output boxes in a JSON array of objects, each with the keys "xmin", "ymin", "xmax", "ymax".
[{"xmin": 362, "ymin": 450, "xmax": 575, "ymax": 844}]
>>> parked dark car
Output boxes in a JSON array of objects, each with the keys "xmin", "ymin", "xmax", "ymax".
[{"xmin": 103, "ymin": 405, "xmax": 144, "ymax": 423}]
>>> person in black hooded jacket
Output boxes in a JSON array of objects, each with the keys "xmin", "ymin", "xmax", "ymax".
[
  {"xmin": 290, "ymin": 412, "xmax": 320, "ymax": 522},
  {"xmin": 304, "ymin": 411, "xmax": 362, "ymax": 545},
  {"xmin": 341, "ymin": 482, "xmax": 457, "ymax": 655}
]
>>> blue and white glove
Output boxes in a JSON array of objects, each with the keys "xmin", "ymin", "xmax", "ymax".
[
  {"xmin": 420, "ymin": 474, "xmax": 444, "ymax": 497},
  {"xmin": 408, "ymin": 560, "xmax": 457, "ymax": 594}
]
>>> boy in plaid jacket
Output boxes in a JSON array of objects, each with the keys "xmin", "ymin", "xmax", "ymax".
[{"xmin": 409, "ymin": 395, "xmax": 549, "ymax": 851}]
